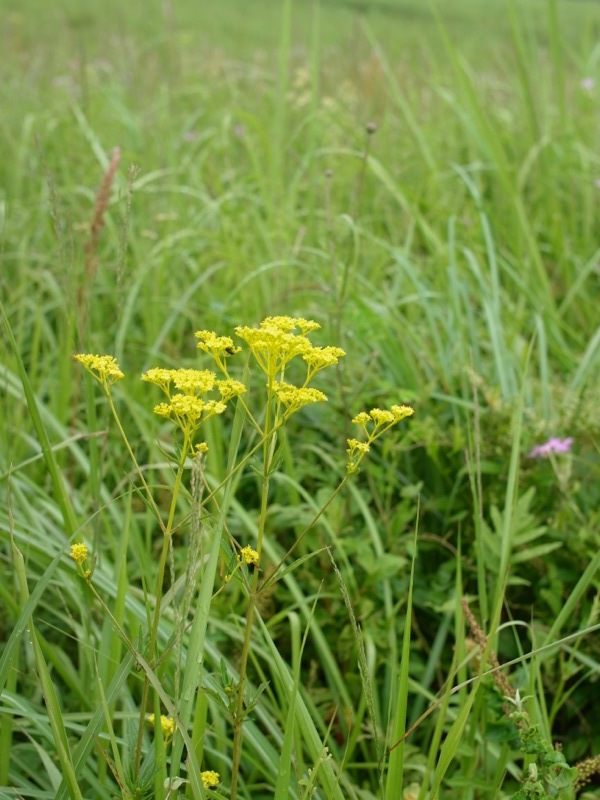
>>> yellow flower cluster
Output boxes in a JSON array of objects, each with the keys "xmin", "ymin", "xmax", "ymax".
[
  {"xmin": 347, "ymin": 404, "xmax": 414, "ymax": 474},
  {"xmin": 69, "ymin": 543, "xmax": 92, "ymax": 580},
  {"xmin": 303, "ymin": 345, "xmax": 346, "ymax": 383},
  {"xmin": 142, "ymin": 367, "xmax": 246, "ymax": 438},
  {"xmin": 70, "ymin": 543, "xmax": 89, "ymax": 565},
  {"xmin": 201, "ymin": 770, "xmax": 220, "ymax": 790},
  {"xmin": 148, "ymin": 714, "xmax": 175, "ymax": 741},
  {"xmin": 273, "ymin": 382, "xmax": 328, "ymax": 416},
  {"xmin": 216, "ymin": 378, "xmax": 246, "ymax": 402},
  {"xmin": 240, "ymin": 545, "xmax": 259, "ymax": 566},
  {"xmin": 234, "ymin": 316, "xmax": 344, "ymax": 387},
  {"xmin": 194, "ymin": 316, "xmax": 342, "ymax": 425},
  {"xmin": 74, "ymin": 354, "xmax": 124, "ymax": 390},
  {"xmin": 195, "ymin": 330, "xmax": 241, "ymax": 370}
]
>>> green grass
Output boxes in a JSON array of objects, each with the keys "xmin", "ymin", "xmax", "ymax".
[{"xmin": 2, "ymin": 0, "xmax": 600, "ymax": 798}]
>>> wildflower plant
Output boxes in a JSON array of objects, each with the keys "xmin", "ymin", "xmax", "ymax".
[{"xmin": 73, "ymin": 315, "xmax": 413, "ymax": 799}]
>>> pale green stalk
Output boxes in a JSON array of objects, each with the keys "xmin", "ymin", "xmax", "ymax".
[
  {"xmin": 134, "ymin": 432, "xmax": 191, "ymax": 775},
  {"xmin": 230, "ymin": 386, "xmax": 275, "ymax": 800},
  {"xmin": 105, "ymin": 392, "xmax": 164, "ymax": 531}
]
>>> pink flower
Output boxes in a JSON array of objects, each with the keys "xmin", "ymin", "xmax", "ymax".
[
  {"xmin": 581, "ymin": 77, "xmax": 595, "ymax": 91},
  {"xmin": 528, "ymin": 437, "xmax": 573, "ymax": 458}
]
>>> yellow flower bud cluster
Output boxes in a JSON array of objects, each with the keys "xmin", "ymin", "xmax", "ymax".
[
  {"xmin": 273, "ymin": 382, "xmax": 328, "ymax": 416},
  {"xmin": 195, "ymin": 316, "xmax": 344, "ymax": 425},
  {"xmin": 73, "ymin": 354, "xmax": 124, "ymax": 391},
  {"xmin": 147, "ymin": 713, "xmax": 175, "ymax": 742},
  {"xmin": 69, "ymin": 543, "xmax": 92, "ymax": 580},
  {"xmin": 201, "ymin": 770, "xmax": 220, "ymax": 790},
  {"xmin": 142, "ymin": 366, "xmax": 246, "ymax": 439},
  {"xmin": 347, "ymin": 404, "xmax": 414, "ymax": 474},
  {"xmin": 240, "ymin": 545, "xmax": 259, "ymax": 566}
]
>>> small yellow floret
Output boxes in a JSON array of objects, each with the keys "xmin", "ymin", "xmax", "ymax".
[
  {"xmin": 70, "ymin": 543, "xmax": 89, "ymax": 565},
  {"xmin": 240, "ymin": 545, "xmax": 259, "ymax": 566},
  {"xmin": 201, "ymin": 770, "xmax": 220, "ymax": 790},
  {"xmin": 196, "ymin": 442, "xmax": 209, "ymax": 454}
]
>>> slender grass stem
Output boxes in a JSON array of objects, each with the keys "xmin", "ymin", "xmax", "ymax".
[
  {"xmin": 230, "ymin": 392, "xmax": 274, "ymax": 799},
  {"xmin": 134, "ymin": 433, "xmax": 190, "ymax": 775}
]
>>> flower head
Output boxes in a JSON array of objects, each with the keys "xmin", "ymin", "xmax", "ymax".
[
  {"xmin": 302, "ymin": 345, "xmax": 346, "ymax": 382},
  {"xmin": 528, "ymin": 437, "xmax": 573, "ymax": 459},
  {"xmin": 74, "ymin": 354, "xmax": 124, "ymax": 390},
  {"xmin": 273, "ymin": 382, "xmax": 327, "ymax": 415},
  {"xmin": 261, "ymin": 316, "xmax": 320, "ymax": 334},
  {"xmin": 216, "ymin": 379, "xmax": 247, "ymax": 402},
  {"xmin": 148, "ymin": 714, "xmax": 175, "ymax": 741},
  {"xmin": 154, "ymin": 394, "xmax": 226, "ymax": 433},
  {"xmin": 171, "ymin": 368, "xmax": 216, "ymax": 394},
  {"xmin": 240, "ymin": 545, "xmax": 259, "ymax": 566},
  {"xmin": 144, "ymin": 362, "xmax": 232, "ymax": 441},
  {"xmin": 235, "ymin": 324, "xmax": 312, "ymax": 380},
  {"xmin": 347, "ymin": 403, "xmax": 414, "ymax": 473},
  {"xmin": 70, "ymin": 543, "xmax": 89, "ymax": 565},
  {"xmin": 201, "ymin": 770, "xmax": 220, "ymax": 790},
  {"xmin": 195, "ymin": 330, "xmax": 241, "ymax": 363},
  {"xmin": 141, "ymin": 368, "xmax": 174, "ymax": 392}
]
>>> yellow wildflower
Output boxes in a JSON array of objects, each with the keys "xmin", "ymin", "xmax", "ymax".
[
  {"xmin": 352, "ymin": 405, "xmax": 414, "ymax": 435},
  {"xmin": 155, "ymin": 395, "xmax": 226, "ymax": 429},
  {"xmin": 347, "ymin": 404, "xmax": 414, "ymax": 474},
  {"xmin": 391, "ymin": 404, "xmax": 415, "ymax": 422},
  {"xmin": 70, "ymin": 543, "xmax": 89, "ymax": 565},
  {"xmin": 260, "ymin": 315, "xmax": 320, "ymax": 334},
  {"xmin": 195, "ymin": 330, "xmax": 241, "ymax": 358},
  {"xmin": 240, "ymin": 545, "xmax": 259, "ymax": 566},
  {"xmin": 141, "ymin": 368, "xmax": 174, "ymax": 393},
  {"xmin": 302, "ymin": 345, "xmax": 346, "ymax": 381},
  {"xmin": 195, "ymin": 442, "xmax": 209, "ymax": 454},
  {"xmin": 171, "ymin": 368, "xmax": 216, "ymax": 394},
  {"xmin": 154, "ymin": 402, "xmax": 172, "ymax": 418},
  {"xmin": 368, "ymin": 408, "xmax": 395, "ymax": 425},
  {"xmin": 235, "ymin": 323, "xmax": 312, "ymax": 380},
  {"xmin": 273, "ymin": 382, "xmax": 327, "ymax": 414},
  {"xmin": 148, "ymin": 714, "xmax": 175, "ymax": 741},
  {"xmin": 346, "ymin": 438, "xmax": 371, "ymax": 474},
  {"xmin": 216, "ymin": 379, "xmax": 247, "ymax": 402},
  {"xmin": 74, "ymin": 354, "xmax": 124, "ymax": 389},
  {"xmin": 201, "ymin": 770, "xmax": 220, "ymax": 790}
]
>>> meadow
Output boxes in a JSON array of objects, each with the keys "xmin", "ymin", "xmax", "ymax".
[{"xmin": 1, "ymin": 0, "xmax": 600, "ymax": 798}]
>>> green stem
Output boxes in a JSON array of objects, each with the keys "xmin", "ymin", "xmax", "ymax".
[
  {"xmin": 260, "ymin": 474, "xmax": 349, "ymax": 594},
  {"xmin": 105, "ymin": 391, "xmax": 165, "ymax": 533},
  {"xmin": 230, "ymin": 395, "xmax": 275, "ymax": 800},
  {"xmin": 134, "ymin": 432, "xmax": 190, "ymax": 775}
]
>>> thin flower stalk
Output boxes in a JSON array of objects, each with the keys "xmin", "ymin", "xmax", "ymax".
[{"xmin": 230, "ymin": 380, "xmax": 275, "ymax": 800}]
